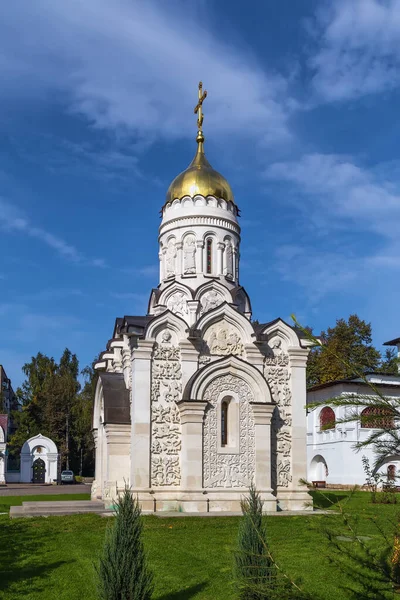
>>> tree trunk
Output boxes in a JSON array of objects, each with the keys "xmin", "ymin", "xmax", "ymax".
[{"xmin": 65, "ymin": 413, "xmax": 69, "ymax": 470}]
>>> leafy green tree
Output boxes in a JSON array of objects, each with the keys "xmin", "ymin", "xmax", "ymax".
[
  {"xmin": 9, "ymin": 349, "xmax": 80, "ymax": 470},
  {"xmin": 71, "ymin": 361, "xmax": 97, "ymax": 476},
  {"xmin": 377, "ymin": 348, "xmax": 400, "ymax": 375},
  {"xmin": 97, "ymin": 487, "xmax": 154, "ymax": 600},
  {"xmin": 307, "ymin": 315, "xmax": 381, "ymax": 387}
]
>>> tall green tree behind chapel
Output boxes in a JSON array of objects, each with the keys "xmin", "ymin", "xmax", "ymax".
[
  {"xmin": 9, "ymin": 349, "xmax": 95, "ymax": 473},
  {"xmin": 307, "ymin": 314, "xmax": 386, "ymax": 387}
]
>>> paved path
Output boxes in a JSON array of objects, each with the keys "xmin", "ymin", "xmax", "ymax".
[{"xmin": 0, "ymin": 483, "xmax": 91, "ymax": 496}]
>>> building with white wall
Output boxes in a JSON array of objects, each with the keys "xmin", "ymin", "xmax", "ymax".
[
  {"xmin": 19, "ymin": 434, "xmax": 59, "ymax": 484},
  {"xmin": 307, "ymin": 373, "xmax": 400, "ymax": 486},
  {"xmin": 91, "ymin": 84, "xmax": 312, "ymax": 513}
]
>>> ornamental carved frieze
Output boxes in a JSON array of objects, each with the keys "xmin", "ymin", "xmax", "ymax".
[
  {"xmin": 201, "ymin": 321, "xmax": 244, "ymax": 358},
  {"xmin": 122, "ymin": 345, "xmax": 132, "ymax": 392},
  {"xmin": 264, "ymin": 338, "xmax": 293, "ymax": 489},
  {"xmin": 150, "ymin": 332, "xmax": 182, "ymax": 487},
  {"xmin": 203, "ymin": 374, "xmax": 255, "ymax": 488}
]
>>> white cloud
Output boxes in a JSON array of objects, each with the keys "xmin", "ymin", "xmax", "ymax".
[
  {"xmin": 120, "ymin": 265, "xmax": 159, "ymax": 278},
  {"xmin": 309, "ymin": 0, "xmax": 400, "ymax": 101},
  {"xmin": 0, "ymin": 197, "xmax": 105, "ymax": 267},
  {"xmin": 266, "ymin": 153, "xmax": 400, "ymax": 239},
  {"xmin": 275, "ymin": 244, "xmax": 361, "ymax": 302},
  {"xmin": 266, "ymin": 153, "xmax": 400, "ymax": 299},
  {"xmin": 0, "ymin": 0, "xmax": 293, "ymax": 146}
]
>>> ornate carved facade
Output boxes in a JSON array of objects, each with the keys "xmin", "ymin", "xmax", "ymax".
[
  {"xmin": 150, "ymin": 335, "xmax": 182, "ymax": 486},
  {"xmin": 92, "ymin": 83, "xmax": 311, "ymax": 513},
  {"xmin": 203, "ymin": 375, "xmax": 255, "ymax": 488}
]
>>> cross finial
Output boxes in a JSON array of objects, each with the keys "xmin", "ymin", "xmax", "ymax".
[{"xmin": 194, "ymin": 81, "xmax": 207, "ymax": 142}]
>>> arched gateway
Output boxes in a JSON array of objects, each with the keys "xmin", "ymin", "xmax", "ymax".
[
  {"xmin": 20, "ymin": 434, "xmax": 58, "ymax": 484},
  {"xmin": 92, "ymin": 84, "xmax": 312, "ymax": 512}
]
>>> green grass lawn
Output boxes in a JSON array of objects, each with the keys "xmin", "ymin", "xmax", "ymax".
[{"xmin": 0, "ymin": 491, "xmax": 399, "ymax": 600}]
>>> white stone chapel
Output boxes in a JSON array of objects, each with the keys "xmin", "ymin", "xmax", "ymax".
[{"xmin": 92, "ymin": 83, "xmax": 312, "ymax": 512}]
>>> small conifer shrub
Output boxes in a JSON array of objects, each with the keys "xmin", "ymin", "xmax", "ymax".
[
  {"xmin": 235, "ymin": 484, "xmax": 310, "ymax": 600},
  {"xmin": 97, "ymin": 486, "xmax": 153, "ymax": 600},
  {"xmin": 234, "ymin": 484, "xmax": 278, "ymax": 599}
]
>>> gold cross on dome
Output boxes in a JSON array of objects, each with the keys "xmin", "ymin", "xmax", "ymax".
[{"xmin": 194, "ymin": 81, "xmax": 207, "ymax": 132}]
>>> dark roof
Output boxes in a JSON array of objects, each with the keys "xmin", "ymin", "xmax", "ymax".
[
  {"xmin": 384, "ymin": 337, "xmax": 400, "ymax": 346},
  {"xmin": 116, "ymin": 315, "xmax": 154, "ymax": 336},
  {"xmin": 252, "ymin": 318, "xmax": 308, "ymax": 341},
  {"xmin": 308, "ymin": 372, "xmax": 400, "ymax": 392},
  {"xmin": 98, "ymin": 372, "xmax": 130, "ymax": 425}
]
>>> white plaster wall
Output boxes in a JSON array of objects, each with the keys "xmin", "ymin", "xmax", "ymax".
[
  {"xmin": 307, "ymin": 383, "xmax": 400, "ymax": 485},
  {"xmin": 20, "ymin": 434, "xmax": 59, "ymax": 484}
]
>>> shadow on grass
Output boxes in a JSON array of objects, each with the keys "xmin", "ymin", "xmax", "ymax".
[
  {"xmin": 0, "ymin": 518, "xmax": 74, "ymax": 595},
  {"xmin": 309, "ymin": 491, "xmax": 348, "ymax": 509},
  {"xmin": 158, "ymin": 582, "xmax": 208, "ymax": 599}
]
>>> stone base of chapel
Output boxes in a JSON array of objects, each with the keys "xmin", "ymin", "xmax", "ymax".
[
  {"xmin": 100, "ymin": 486, "xmax": 279, "ymax": 513},
  {"xmin": 275, "ymin": 488, "xmax": 312, "ymax": 512}
]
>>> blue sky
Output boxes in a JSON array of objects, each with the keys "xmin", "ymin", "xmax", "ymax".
[{"xmin": 1, "ymin": 0, "xmax": 399, "ymax": 387}]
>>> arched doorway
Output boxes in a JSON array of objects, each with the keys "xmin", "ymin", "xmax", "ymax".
[
  {"xmin": 310, "ymin": 455, "xmax": 328, "ymax": 483},
  {"xmin": 32, "ymin": 458, "xmax": 46, "ymax": 483}
]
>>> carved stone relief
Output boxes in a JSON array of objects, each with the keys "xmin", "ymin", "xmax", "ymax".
[
  {"xmin": 150, "ymin": 331, "xmax": 182, "ymax": 486},
  {"xmin": 166, "ymin": 291, "xmax": 188, "ymax": 318},
  {"xmin": 183, "ymin": 235, "xmax": 196, "ymax": 274},
  {"xmin": 202, "ymin": 321, "xmax": 244, "ymax": 357},
  {"xmin": 199, "ymin": 290, "xmax": 224, "ymax": 315},
  {"xmin": 264, "ymin": 337, "xmax": 292, "ymax": 489},
  {"xmin": 225, "ymin": 241, "xmax": 233, "ymax": 278},
  {"xmin": 203, "ymin": 374, "xmax": 255, "ymax": 488},
  {"xmin": 165, "ymin": 239, "xmax": 177, "ymax": 278}
]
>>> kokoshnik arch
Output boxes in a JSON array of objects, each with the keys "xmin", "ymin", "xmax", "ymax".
[{"xmin": 92, "ymin": 83, "xmax": 313, "ymax": 512}]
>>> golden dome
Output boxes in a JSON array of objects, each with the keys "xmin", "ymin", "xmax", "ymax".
[{"xmin": 165, "ymin": 134, "xmax": 234, "ymax": 206}]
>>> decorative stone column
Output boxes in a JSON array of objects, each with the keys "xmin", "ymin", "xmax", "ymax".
[
  {"xmin": 179, "ymin": 341, "xmax": 199, "ymax": 388},
  {"xmin": 233, "ymin": 247, "xmax": 239, "ymax": 282},
  {"xmin": 159, "ymin": 250, "xmax": 164, "ymax": 282},
  {"xmin": 131, "ymin": 340, "xmax": 153, "ymax": 495},
  {"xmin": 281, "ymin": 346, "xmax": 311, "ymax": 510},
  {"xmin": 91, "ymin": 429, "xmax": 100, "ymax": 499},
  {"xmin": 104, "ymin": 424, "xmax": 131, "ymax": 504},
  {"xmin": 196, "ymin": 240, "xmax": 204, "ymax": 274},
  {"xmin": 217, "ymin": 242, "xmax": 224, "ymax": 276},
  {"xmin": 0, "ymin": 448, "xmax": 5, "ymax": 484},
  {"xmin": 251, "ymin": 402, "xmax": 276, "ymax": 510},
  {"xmin": 177, "ymin": 400, "xmax": 208, "ymax": 511}
]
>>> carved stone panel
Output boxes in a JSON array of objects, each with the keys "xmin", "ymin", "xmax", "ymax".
[
  {"xmin": 166, "ymin": 291, "xmax": 188, "ymax": 319},
  {"xmin": 150, "ymin": 333, "xmax": 182, "ymax": 486},
  {"xmin": 165, "ymin": 239, "xmax": 177, "ymax": 278},
  {"xmin": 199, "ymin": 290, "xmax": 224, "ymax": 315},
  {"xmin": 203, "ymin": 375, "xmax": 255, "ymax": 488},
  {"xmin": 225, "ymin": 241, "xmax": 233, "ymax": 279},
  {"xmin": 264, "ymin": 337, "xmax": 292, "ymax": 489},
  {"xmin": 183, "ymin": 235, "xmax": 196, "ymax": 274},
  {"xmin": 202, "ymin": 320, "xmax": 244, "ymax": 357}
]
